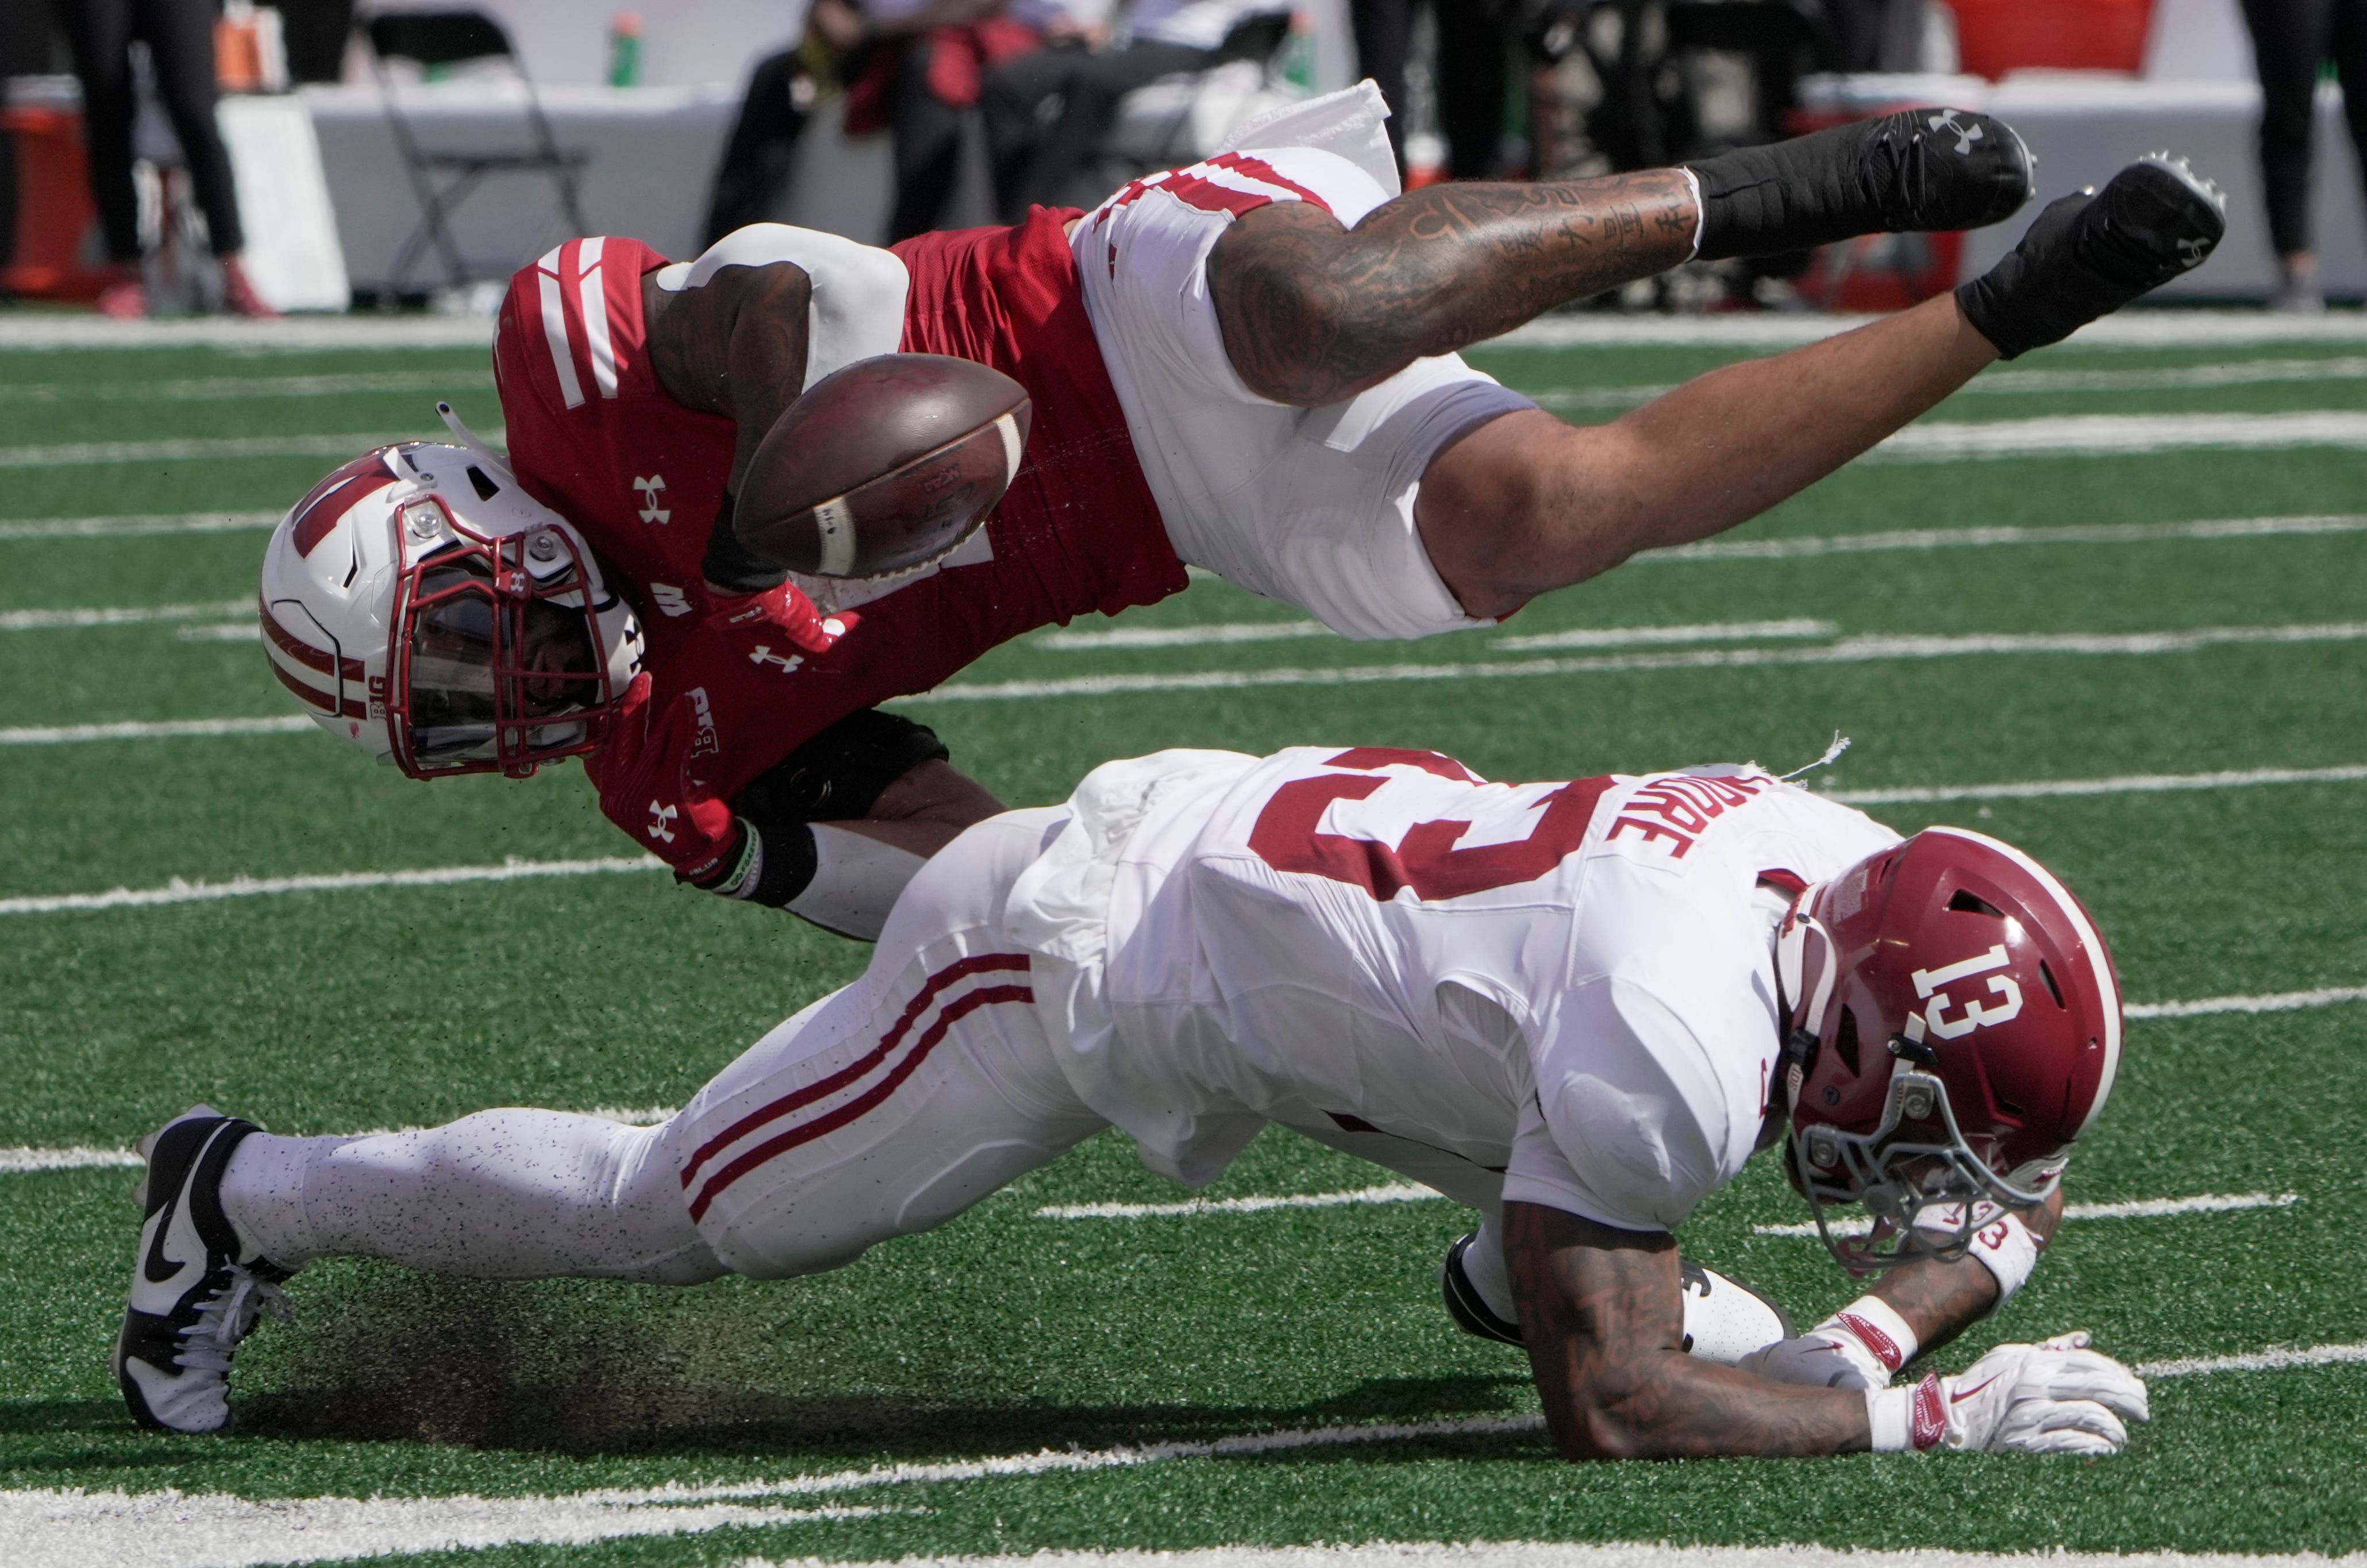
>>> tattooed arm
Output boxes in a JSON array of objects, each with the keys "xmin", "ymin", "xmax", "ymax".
[
  {"xmin": 642, "ymin": 263, "xmax": 811, "ymax": 498},
  {"xmin": 1864, "ymin": 1184, "xmax": 2068, "ymax": 1359},
  {"xmin": 1207, "ymin": 174, "xmax": 1698, "ymax": 407},
  {"xmin": 1506, "ymin": 1201, "xmax": 1870, "ymax": 1459}
]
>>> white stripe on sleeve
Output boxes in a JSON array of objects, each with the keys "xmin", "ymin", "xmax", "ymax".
[
  {"xmin": 577, "ymin": 236, "xmax": 618, "ymax": 399},
  {"xmin": 536, "ymin": 245, "xmax": 585, "ymax": 411}
]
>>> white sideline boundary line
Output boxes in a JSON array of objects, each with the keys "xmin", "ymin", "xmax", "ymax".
[
  {"xmin": 1753, "ymin": 1192, "xmax": 2299, "ymax": 1238},
  {"xmin": 0, "ymin": 510, "xmax": 281, "ymax": 541},
  {"xmin": 915, "ymin": 621, "xmax": 2367, "ymax": 704}
]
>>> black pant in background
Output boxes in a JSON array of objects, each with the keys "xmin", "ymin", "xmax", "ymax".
[
  {"xmin": 63, "ymin": 0, "xmax": 246, "ymax": 260},
  {"xmin": 703, "ymin": 48, "xmax": 813, "ymax": 246},
  {"xmin": 980, "ymin": 38, "xmax": 1217, "ymax": 222},
  {"xmin": 1350, "ymin": 0, "xmax": 1513, "ymax": 180},
  {"xmin": 2241, "ymin": 0, "xmax": 2367, "ymax": 255}
]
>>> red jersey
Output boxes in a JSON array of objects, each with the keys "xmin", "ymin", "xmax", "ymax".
[{"xmin": 491, "ymin": 213, "xmax": 1186, "ymax": 816}]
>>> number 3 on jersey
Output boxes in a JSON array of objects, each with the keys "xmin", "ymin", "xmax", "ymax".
[{"xmin": 1246, "ymin": 748, "xmax": 1612, "ymax": 901}]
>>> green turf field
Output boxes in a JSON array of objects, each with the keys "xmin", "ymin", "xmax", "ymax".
[{"xmin": 5, "ymin": 319, "xmax": 2367, "ymax": 1565}]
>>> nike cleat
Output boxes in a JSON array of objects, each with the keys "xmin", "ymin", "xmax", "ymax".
[
  {"xmin": 1440, "ymin": 1230, "xmax": 1523, "ymax": 1346},
  {"xmin": 114, "ymin": 1105, "xmax": 292, "ymax": 1434},
  {"xmin": 1957, "ymin": 152, "xmax": 2228, "ymax": 359},
  {"xmin": 1689, "ymin": 107, "xmax": 2034, "ymax": 261}
]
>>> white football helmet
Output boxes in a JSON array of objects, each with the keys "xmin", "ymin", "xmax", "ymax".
[{"xmin": 259, "ymin": 422, "xmax": 641, "ymax": 779}]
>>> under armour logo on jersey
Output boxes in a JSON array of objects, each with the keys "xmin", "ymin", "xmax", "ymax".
[
  {"xmin": 633, "ymin": 475, "xmax": 671, "ymax": 525},
  {"xmin": 748, "ymin": 645, "xmax": 803, "ymax": 673},
  {"xmin": 648, "ymin": 583, "xmax": 693, "ymax": 618},
  {"xmin": 1925, "ymin": 110, "xmax": 1983, "ymax": 156},
  {"xmin": 646, "ymin": 801, "xmax": 678, "ymax": 843}
]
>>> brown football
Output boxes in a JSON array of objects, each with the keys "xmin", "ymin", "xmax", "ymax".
[{"xmin": 735, "ymin": 353, "xmax": 1032, "ymax": 579}]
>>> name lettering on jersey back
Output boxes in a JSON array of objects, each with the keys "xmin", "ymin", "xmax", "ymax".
[{"xmin": 1604, "ymin": 771, "xmax": 1777, "ymax": 861}]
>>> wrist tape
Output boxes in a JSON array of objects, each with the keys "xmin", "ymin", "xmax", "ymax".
[
  {"xmin": 1823, "ymin": 1295, "xmax": 1919, "ymax": 1376},
  {"xmin": 1866, "ymin": 1373, "xmax": 1948, "ymax": 1453},
  {"xmin": 1965, "ymin": 1209, "xmax": 2042, "ymax": 1304}
]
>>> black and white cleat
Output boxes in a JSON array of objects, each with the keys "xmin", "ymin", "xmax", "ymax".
[
  {"xmin": 114, "ymin": 1105, "xmax": 292, "ymax": 1434},
  {"xmin": 1956, "ymin": 152, "xmax": 2229, "ymax": 359}
]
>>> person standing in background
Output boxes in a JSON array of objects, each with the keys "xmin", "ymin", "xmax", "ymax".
[
  {"xmin": 2240, "ymin": 0, "xmax": 2367, "ymax": 310},
  {"xmin": 1351, "ymin": 0, "xmax": 1515, "ymax": 180},
  {"xmin": 61, "ymin": 0, "xmax": 275, "ymax": 317},
  {"xmin": 978, "ymin": 0, "xmax": 1286, "ymax": 220},
  {"xmin": 701, "ymin": 0, "xmax": 825, "ymax": 245}
]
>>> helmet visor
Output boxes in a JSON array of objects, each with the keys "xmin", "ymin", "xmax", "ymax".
[{"xmin": 391, "ymin": 515, "xmax": 614, "ymax": 776}]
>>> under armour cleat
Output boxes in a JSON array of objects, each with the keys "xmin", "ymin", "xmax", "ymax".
[
  {"xmin": 1689, "ymin": 107, "xmax": 2034, "ymax": 261},
  {"xmin": 114, "ymin": 1105, "xmax": 292, "ymax": 1433},
  {"xmin": 1957, "ymin": 152, "xmax": 2228, "ymax": 359},
  {"xmin": 1441, "ymin": 1230, "xmax": 1523, "ymax": 1346}
]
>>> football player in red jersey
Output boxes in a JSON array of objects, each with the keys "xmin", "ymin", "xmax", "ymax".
[
  {"xmin": 119, "ymin": 746, "xmax": 2147, "ymax": 1453},
  {"xmin": 263, "ymin": 87, "xmax": 2226, "ymax": 939}
]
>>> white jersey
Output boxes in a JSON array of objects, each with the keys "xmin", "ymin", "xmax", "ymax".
[{"xmin": 1008, "ymin": 747, "xmax": 1899, "ymax": 1232}]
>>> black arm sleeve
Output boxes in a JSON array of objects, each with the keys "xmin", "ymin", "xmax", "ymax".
[
  {"xmin": 733, "ymin": 708, "xmax": 952, "ymax": 829},
  {"xmin": 701, "ymin": 491, "xmax": 793, "ymax": 593}
]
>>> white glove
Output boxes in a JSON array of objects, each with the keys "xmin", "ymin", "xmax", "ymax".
[
  {"xmin": 1740, "ymin": 1296, "xmax": 1916, "ymax": 1391},
  {"xmin": 1870, "ymin": 1331, "xmax": 2149, "ymax": 1455},
  {"xmin": 1943, "ymin": 1332, "xmax": 2150, "ymax": 1455}
]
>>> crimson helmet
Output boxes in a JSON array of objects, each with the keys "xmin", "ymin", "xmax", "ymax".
[
  {"xmin": 1773, "ymin": 826, "xmax": 2123, "ymax": 1273},
  {"xmin": 259, "ymin": 421, "xmax": 641, "ymax": 779}
]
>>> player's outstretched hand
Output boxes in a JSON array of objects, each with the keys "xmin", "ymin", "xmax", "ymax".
[
  {"xmin": 703, "ymin": 579, "xmax": 855, "ymax": 656},
  {"xmin": 584, "ymin": 672, "xmax": 742, "ymax": 883},
  {"xmin": 1942, "ymin": 1332, "xmax": 2150, "ymax": 1455}
]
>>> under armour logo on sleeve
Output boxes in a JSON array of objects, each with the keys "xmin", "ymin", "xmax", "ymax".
[{"xmin": 646, "ymin": 801, "xmax": 679, "ymax": 843}]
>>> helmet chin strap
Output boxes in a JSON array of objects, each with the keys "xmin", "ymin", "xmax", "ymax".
[{"xmin": 1761, "ymin": 887, "xmax": 1833, "ymax": 1148}]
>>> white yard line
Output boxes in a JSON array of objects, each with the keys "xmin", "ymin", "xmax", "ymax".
[
  {"xmin": 1753, "ymin": 1192, "xmax": 2299, "ymax": 1238},
  {"xmin": 1825, "ymin": 761, "xmax": 2367, "ymax": 806},
  {"xmin": 1648, "ymin": 511, "xmax": 2367, "ymax": 563},
  {"xmin": 178, "ymin": 623, "xmax": 260, "ymax": 641},
  {"xmin": 1494, "ymin": 618, "xmax": 1834, "ymax": 653},
  {"xmin": 736, "ymin": 1547, "xmax": 2367, "ymax": 1568},
  {"xmin": 1872, "ymin": 410, "xmax": 2367, "ymax": 460},
  {"xmin": 1490, "ymin": 310, "xmax": 2367, "ymax": 350},
  {"xmin": 14, "ymin": 1357, "xmax": 2364, "ymax": 1568},
  {"xmin": 2126, "ymin": 984, "xmax": 2367, "ymax": 1020},
  {"xmin": 1037, "ymin": 1184, "xmax": 1440, "ymax": 1219},
  {"xmin": 915, "ymin": 620, "xmax": 2367, "ymax": 704},
  {"xmin": 0, "ymin": 370, "xmax": 487, "ymax": 403},
  {"xmin": 1530, "ymin": 354, "xmax": 2367, "ymax": 413},
  {"xmin": 1039, "ymin": 621, "xmax": 1331, "ymax": 650},
  {"xmin": 0, "ymin": 315, "xmax": 496, "ymax": 349},
  {"xmin": 2, "ymin": 1494, "xmax": 889, "ymax": 1568},
  {"xmin": 0, "ymin": 715, "xmax": 314, "ymax": 744},
  {"xmin": 0, "ymin": 432, "xmax": 489, "ymax": 468},
  {"xmin": 0, "ymin": 856, "xmax": 663, "ymax": 916},
  {"xmin": 0, "ymin": 600, "xmax": 246, "ymax": 631},
  {"xmin": 0, "ymin": 510, "xmax": 281, "ymax": 540}
]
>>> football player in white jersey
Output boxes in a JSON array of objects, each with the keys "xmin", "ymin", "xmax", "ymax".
[{"xmin": 119, "ymin": 745, "xmax": 2145, "ymax": 1457}]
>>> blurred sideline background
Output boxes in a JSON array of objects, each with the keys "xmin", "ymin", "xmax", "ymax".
[{"xmin": 0, "ymin": 0, "xmax": 2359, "ymax": 317}]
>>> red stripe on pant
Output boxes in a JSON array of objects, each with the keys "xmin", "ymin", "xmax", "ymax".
[
  {"xmin": 680, "ymin": 951, "xmax": 1031, "ymax": 1190},
  {"xmin": 1204, "ymin": 152, "xmax": 1334, "ymax": 214},
  {"xmin": 686, "ymin": 981, "xmax": 1034, "ymax": 1223}
]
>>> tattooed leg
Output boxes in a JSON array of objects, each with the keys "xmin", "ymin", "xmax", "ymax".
[
  {"xmin": 1414, "ymin": 291, "xmax": 1998, "ymax": 619},
  {"xmin": 1207, "ymin": 171, "xmax": 1698, "ymax": 406}
]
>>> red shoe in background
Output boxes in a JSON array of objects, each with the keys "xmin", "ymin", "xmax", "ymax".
[
  {"xmin": 220, "ymin": 256, "xmax": 278, "ymax": 319},
  {"xmin": 95, "ymin": 271, "xmax": 148, "ymax": 319}
]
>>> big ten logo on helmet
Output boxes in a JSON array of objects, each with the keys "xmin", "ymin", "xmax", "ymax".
[
  {"xmin": 1603, "ymin": 770, "xmax": 1776, "ymax": 861},
  {"xmin": 686, "ymin": 686, "xmax": 721, "ymax": 760}
]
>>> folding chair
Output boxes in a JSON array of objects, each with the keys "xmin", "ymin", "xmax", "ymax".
[{"xmin": 363, "ymin": 8, "xmax": 589, "ymax": 290}]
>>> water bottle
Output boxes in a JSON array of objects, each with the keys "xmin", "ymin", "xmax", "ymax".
[{"xmin": 608, "ymin": 12, "xmax": 642, "ymax": 87}]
